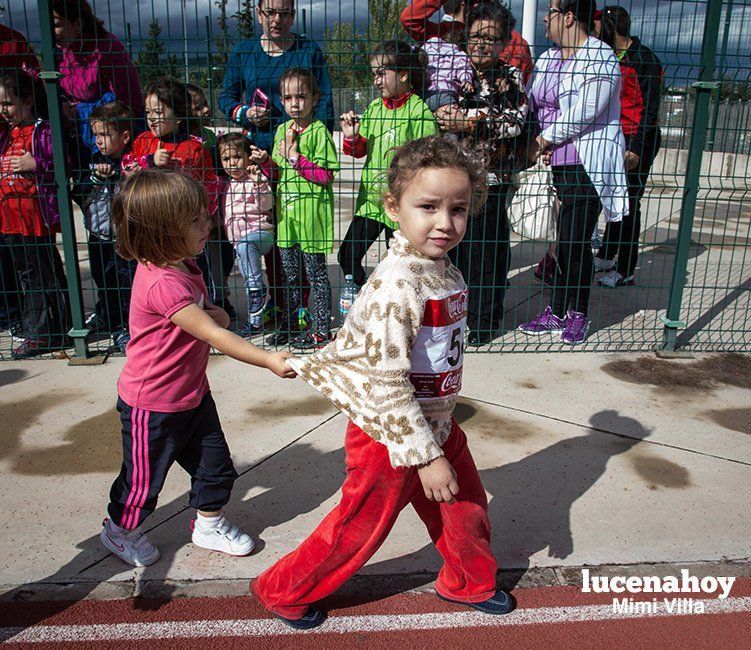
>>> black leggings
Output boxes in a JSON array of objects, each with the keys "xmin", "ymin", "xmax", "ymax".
[
  {"xmin": 337, "ymin": 216, "xmax": 394, "ymax": 287},
  {"xmin": 0, "ymin": 233, "xmax": 21, "ymax": 329},
  {"xmin": 88, "ymin": 232, "xmax": 136, "ymax": 330},
  {"xmin": 598, "ymin": 134, "xmax": 661, "ymax": 277},
  {"xmin": 6, "ymin": 234, "xmax": 71, "ymax": 345},
  {"xmin": 279, "ymin": 245, "xmax": 332, "ymax": 335},
  {"xmin": 449, "ymin": 185, "xmax": 510, "ymax": 335},
  {"xmin": 551, "ymin": 165, "xmax": 603, "ymax": 317}
]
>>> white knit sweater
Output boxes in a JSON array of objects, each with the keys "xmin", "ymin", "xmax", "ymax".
[{"xmin": 289, "ymin": 231, "xmax": 468, "ymax": 468}]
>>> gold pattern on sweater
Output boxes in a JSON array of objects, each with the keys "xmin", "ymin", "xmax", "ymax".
[{"xmin": 289, "ymin": 231, "xmax": 466, "ymax": 468}]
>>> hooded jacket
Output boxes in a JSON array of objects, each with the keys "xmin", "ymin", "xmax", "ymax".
[{"xmin": 0, "ymin": 119, "xmax": 62, "ymax": 229}]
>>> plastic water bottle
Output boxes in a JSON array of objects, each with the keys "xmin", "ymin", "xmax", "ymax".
[{"xmin": 339, "ymin": 275, "xmax": 357, "ymax": 324}]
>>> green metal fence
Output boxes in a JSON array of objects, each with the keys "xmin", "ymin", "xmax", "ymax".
[{"xmin": 0, "ymin": 0, "xmax": 748, "ymax": 361}]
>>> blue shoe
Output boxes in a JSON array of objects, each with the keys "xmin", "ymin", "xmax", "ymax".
[
  {"xmin": 437, "ymin": 588, "xmax": 516, "ymax": 615},
  {"xmin": 113, "ymin": 328, "xmax": 130, "ymax": 353},
  {"xmin": 277, "ymin": 606, "xmax": 326, "ymax": 630}
]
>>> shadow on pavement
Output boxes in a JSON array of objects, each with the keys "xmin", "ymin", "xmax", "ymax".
[
  {"xmin": 0, "ymin": 440, "xmax": 344, "ymax": 632},
  {"xmin": 356, "ymin": 409, "xmax": 652, "ymax": 605}
]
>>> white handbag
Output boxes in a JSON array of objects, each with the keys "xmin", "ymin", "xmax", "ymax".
[{"xmin": 506, "ymin": 161, "xmax": 559, "ymax": 241}]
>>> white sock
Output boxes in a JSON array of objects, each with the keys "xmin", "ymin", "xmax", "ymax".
[{"xmin": 196, "ymin": 514, "xmax": 224, "ymax": 531}]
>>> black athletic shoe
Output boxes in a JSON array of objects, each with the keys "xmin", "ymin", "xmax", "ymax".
[
  {"xmin": 437, "ymin": 588, "xmax": 516, "ymax": 615},
  {"xmin": 277, "ymin": 606, "xmax": 326, "ymax": 630}
]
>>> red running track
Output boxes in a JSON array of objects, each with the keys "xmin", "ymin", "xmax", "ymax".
[{"xmin": 1, "ymin": 578, "xmax": 749, "ymax": 649}]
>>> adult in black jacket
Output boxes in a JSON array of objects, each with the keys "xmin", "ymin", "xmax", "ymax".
[{"xmin": 596, "ymin": 6, "xmax": 663, "ymax": 287}]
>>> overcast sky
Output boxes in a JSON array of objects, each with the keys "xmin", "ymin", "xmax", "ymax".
[{"xmin": 3, "ymin": 0, "xmax": 749, "ymax": 84}]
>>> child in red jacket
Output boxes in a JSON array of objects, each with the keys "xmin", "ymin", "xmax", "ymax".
[
  {"xmin": 123, "ymin": 78, "xmax": 219, "ymax": 215},
  {"xmin": 124, "ymin": 78, "xmax": 221, "ymax": 294}
]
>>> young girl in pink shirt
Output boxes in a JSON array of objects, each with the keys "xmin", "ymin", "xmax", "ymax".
[{"xmin": 100, "ymin": 169, "xmax": 295, "ymax": 567}]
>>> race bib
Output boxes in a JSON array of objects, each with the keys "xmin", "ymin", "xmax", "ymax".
[{"xmin": 410, "ymin": 290, "xmax": 467, "ymax": 398}]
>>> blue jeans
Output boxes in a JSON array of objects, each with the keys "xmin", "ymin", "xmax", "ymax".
[{"xmin": 235, "ymin": 231, "xmax": 274, "ymax": 293}]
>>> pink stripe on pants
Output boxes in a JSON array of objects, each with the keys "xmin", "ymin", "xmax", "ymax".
[{"xmin": 120, "ymin": 408, "xmax": 150, "ymax": 529}]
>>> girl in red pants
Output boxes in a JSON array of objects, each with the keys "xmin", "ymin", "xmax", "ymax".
[{"xmin": 253, "ymin": 135, "xmax": 515, "ymax": 629}]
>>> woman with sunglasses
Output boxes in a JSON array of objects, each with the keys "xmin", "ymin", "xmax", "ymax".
[
  {"xmin": 520, "ymin": 0, "xmax": 628, "ymax": 345},
  {"xmin": 434, "ymin": 1, "xmax": 528, "ymax": 346}
]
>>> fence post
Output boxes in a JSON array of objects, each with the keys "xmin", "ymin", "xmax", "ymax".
[
  {"xmin": 659, "ymin": 0, "xmax": 723, "ymax": 355},
  {"xmin": 707, "ymin": 0, "xmax": 733, "ymax": 149},
  {"xmin": 37, "ymin": 0, "xmax": 94, "ymax": 362}
]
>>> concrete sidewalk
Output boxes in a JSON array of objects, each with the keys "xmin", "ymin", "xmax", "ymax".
[{"xmin": 1, "ymin": 351, "xmax": 749, "ymax": 601}]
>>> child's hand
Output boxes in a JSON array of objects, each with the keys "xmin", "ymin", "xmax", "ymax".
[
  {"xmin": 417, "ymin": 456, "xmax": 459, "ymax": 503},
  {"xmin": 278, "ymin": 129, "xmax": 299, "ymax": 163},
  {"xmin": 340, "ymin": 111, "xmax": 360, "ymax": 138},
  {"xmin": 266, "ymin": 350, "xmax": 298, "ymax": 379},
  {"xmin": 246, "ymin": 162, "xmax": 263, "ymax": 180},
  {"xmin": 249, "ymin": 145, "xmax": 269, "ymax": 165},
  {"xmin": 10, "ymin": 151, "xmax": 36, "ymax": 174},
  {"xmin": 93, "ymin": 162, "xmax": 115, "ymax": 178},
  {"xmin": 245, "ymin": 105, "xmax": 270, "ymax": 127},
  {"xmin": 153, "ymin": 147, "xmax": 172, "ymax": 167},
  {"xmin": 530, "ymin": 134, "xmax": 552, "ymax": 166},
  {"xmin": 461, "ymin": 80, "xmax": 475, "ymax": 95}
]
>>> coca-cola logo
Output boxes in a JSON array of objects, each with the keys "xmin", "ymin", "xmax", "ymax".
[
  {"xmin": 441, "ymin": 371, "xmax": 463, "ymax": 394},
  {"xmin": 447, "ymin": 291, "xmax": 468, "ymax": 320}
]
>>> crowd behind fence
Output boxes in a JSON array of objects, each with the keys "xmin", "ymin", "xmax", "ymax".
[{"xmin": 0, "ymin": 0, "xmax": 749, "ymax": 361}]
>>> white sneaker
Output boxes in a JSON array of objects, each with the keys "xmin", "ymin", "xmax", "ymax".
[
  {"xmin": 191, "ymin": 516, "xmax": 254, "ymax": 556},
  {"xmin": 599, "ymin": 270, "xmax": 635, "ymax": 288},
  {"xmin": 594, "ymin": 257, "xmax": 616, "ymax": 273},
  {"xmin": 100, "ymin": 518, "xmax": 160, "ymax": 567}
]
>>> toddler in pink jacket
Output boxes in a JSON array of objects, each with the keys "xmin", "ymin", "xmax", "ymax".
[{"xmin": 217, "ymin": 133, "xmax": 274, "ymax": 337}]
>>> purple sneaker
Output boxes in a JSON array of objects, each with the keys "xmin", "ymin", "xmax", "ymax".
[
  {"xmin": 518, "ymin": 306, "xmax": 566, "ymax": 335},
  {"xmin": 561, "ymin": 310, "xmax": 589, "ymax": 345}
]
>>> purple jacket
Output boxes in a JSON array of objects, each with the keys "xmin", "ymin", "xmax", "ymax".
[
  {"xmin": 0, "ymin": 120, "xmax": 62, "ymax": 228},
  {"xmin": 58, "ymin": 33, "xmax": 144, "ymax": 116}
]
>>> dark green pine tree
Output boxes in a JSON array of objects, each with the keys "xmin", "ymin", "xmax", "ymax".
[
  {"xmin": 137, "ymin": 20, "xmax": 166, "ymax": 83},
  {"xmin": 212, "ymin": 0, "xmax": 233, "ymax": 83},
  {"xmin": 233, "ymin": 0, "xmax": 256, "ymax": 39}
]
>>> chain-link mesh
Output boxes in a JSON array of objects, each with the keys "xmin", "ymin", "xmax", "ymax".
[{"xmin": 0, "ymin": 0, "xmax": 748, "ymax": 359}]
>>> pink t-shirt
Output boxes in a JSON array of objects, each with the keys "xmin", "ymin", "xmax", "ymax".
[{"xmin": 117, "ymin": 259, "xmax": 210, "ymax": 412}]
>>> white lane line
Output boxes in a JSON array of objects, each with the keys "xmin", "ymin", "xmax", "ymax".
[{"xmin": 2, "ymin": 597, "xmax": 750, "ymax": 643}]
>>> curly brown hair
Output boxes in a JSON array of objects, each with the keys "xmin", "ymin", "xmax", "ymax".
[
  {"xmin": 384, "ymin": 135, "xmax": 488, "ymax": 216},
  {"xmin": 113, "ymin": 169, "xmax": 208, "ymax": 266}
]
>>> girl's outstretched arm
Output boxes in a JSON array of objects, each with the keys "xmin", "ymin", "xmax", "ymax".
[{"xmin": 170, "ymin": 303, "xmax": 296, "ymax": 378}]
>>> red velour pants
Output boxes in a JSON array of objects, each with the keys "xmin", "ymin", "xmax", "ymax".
[{"xmin": 253, "ymin": 419, "xmax": 498, "ymax": 619}]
